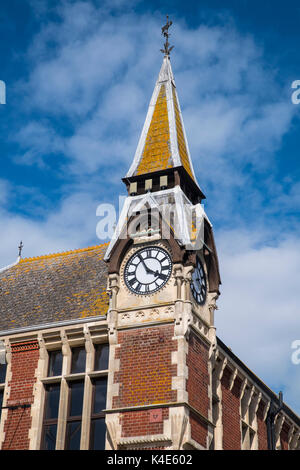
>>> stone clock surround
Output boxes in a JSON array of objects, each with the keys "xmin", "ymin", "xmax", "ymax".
[{"xmin": 105, "ymin": 236, "xmax": 217, "ymax": 450}]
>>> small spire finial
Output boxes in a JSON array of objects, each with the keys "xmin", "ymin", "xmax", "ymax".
[
  {"xmin": 160, "ymin": 15, "xmax": 174, "ymax": 57},
  {"xmin": 18, "ymin": 241, "xmax": 24, "ymax": 258}
]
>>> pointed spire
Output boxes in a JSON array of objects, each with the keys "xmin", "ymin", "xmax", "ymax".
[{"xmin": 127, "ymin": 53, "xmax": 198, "ymax": 186}]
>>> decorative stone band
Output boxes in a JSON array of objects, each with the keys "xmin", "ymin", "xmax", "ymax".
[
  {"xmin": 104, "ymin": 401, "xmax": 215, "ymax": 429},
  {"xmin": 5, "ymin": 398, "xmax": 33, "ymax": 408},
  {"xmin": 118, "ymin": 435, "xmax": 170, "ymax": 446},
  {"xmin": 117, "ymin": 304, "xmax": 175, "ymax": 328}
]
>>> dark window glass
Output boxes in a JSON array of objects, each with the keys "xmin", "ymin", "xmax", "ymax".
[
  {"xmin": 90, "ymin": 418, "xmax": 106, "ymax": 450},
  {"xmin": 65, "ymin": 421, "xmax": 81, "ymax": 450},
  {"xmin": 69, "ymin": 381, "xmax": 84, "ymax": 417},
  {"xmin": 44, "ymin": 383, "xmax": 60, "ymax": 420},
  {"xmin": 71, "ymin": 347, "xmax": 86, "ymax": 374},
  {"xmin": 0, "ymin": 363, "xmax": 7, "ymax": 384},
  {"xmin": 0, "ymin": 389, "xmax": 3, "ymax": 419},
  {"xmin": 48, "ymin": 350, "xmax": 63, "ymax": 377},
  {"xmin": 93, "ymin": 378, "xmax": 107, "ymax": 413},
  {"xmin": 94, "ymin": 344, "xmax": 109, "ymax": 371},
  {"xmin": 42, "ymin": 424, "xmax": 57, "ymax": 450},
  {"xmin": 89, "ymin": 378, "xmax": 107, "ymax": 449}
]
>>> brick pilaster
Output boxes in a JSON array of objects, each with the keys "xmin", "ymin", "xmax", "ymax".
[{"xmin": 2, "ymin": 341, "xmax": 39, "ymax": 450}]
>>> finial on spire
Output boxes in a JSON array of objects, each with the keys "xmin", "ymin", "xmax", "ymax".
[
  {"xmin": 160, "ymin": 15, "xmax": 174, "ymax": 57},
  {"xmin": 18, "ymin": 241, "xmax": 24, "ymax": 258}
]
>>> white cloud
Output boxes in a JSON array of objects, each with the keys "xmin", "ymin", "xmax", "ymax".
[
  {"xmin": 0, "ymin": 187, "xmax": 106, "ymax": 268},
  {"xmin": 15, "ymin": 3, "xmax": 295, "ymax": 187},
  {"xmin": 216, "ymin": 230, "xmax": 300, "ymax": 413}
]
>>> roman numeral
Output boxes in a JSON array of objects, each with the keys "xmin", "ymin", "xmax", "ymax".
[
  {"xmin": 161, "ymin": 265, "xmax": 169, "ymax": 271},
  {"xmin": 128, "ymin": 277, "xmax": 136, "ymax": 286}
]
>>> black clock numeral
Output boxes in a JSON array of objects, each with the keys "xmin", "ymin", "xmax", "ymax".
[
  {"xmin": 128, "ymin": 277, "xmax": 137, "ymax": 286},
  {"xmin": 135, "ymin": 282, "xmax": 142, "ymax": 292},
  {"xmin": 161, "ymin": 265, "xmax": 170, "ymax": 271},
  {"xmin": 191, "ymin": 257, "xmax": 207, "ymax": 305}
]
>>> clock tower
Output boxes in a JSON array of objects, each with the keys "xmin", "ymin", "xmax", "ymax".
[{"xmin": 104, "ymin": 22, "xmax": 221, "ymax": 450}]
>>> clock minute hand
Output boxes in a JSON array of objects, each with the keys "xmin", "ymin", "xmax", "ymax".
[
  {"xmin": 138, "ymin": 255, "xmax": 154, "ymax": 275},
  {"xmin": 138, "ymin": 255, "xmax": 165, "ymax": 278}
]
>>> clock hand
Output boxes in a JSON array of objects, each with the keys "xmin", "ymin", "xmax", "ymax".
[
  {"xmin": 154, "ymin": 270, "xmax": 167, "ymax": 280},
  {"xmin": 138, "ymin": 255, "xmax": 154, "ymax": 275},
  {"xmin": 138, "ymin": 255, "xmax": 167, "ymax": 279}
]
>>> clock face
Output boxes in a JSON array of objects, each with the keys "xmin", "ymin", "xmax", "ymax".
[
  {"xmin": 191, "ymin": 257, "xmax": 207, "ymax": 305},
  {"xmin": 124, "ymin": 247, "xmax": 172, "ymax": 295}
]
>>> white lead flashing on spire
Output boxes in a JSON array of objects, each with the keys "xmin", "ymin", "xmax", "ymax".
[
  {"xmin": 104, "ymin": 186, "xmax": 211, "ymax": 261},
  {"xmin": 157, "ymin": 55, "xmax": 175, "ymax": 85},
  {"xmin": 0, "ymin": 257, "xmax": 20, "ymax": 274}
]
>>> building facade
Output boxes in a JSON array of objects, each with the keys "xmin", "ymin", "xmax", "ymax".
[{"xmin": 0, "ymin": 45, "xmax": 299, "ymax": 451}]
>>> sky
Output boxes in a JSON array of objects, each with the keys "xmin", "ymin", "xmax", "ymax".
[{"xmin": 0, "ymin": 0, "xmax": 300, "ymax": 414}]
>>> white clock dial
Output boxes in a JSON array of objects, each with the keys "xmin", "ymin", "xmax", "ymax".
[
  {"xmin": 191, "ymin": 256, "xmax": 207, "ymax": 305},
  {"xmin": 124, "ymin": 247, "xmax": 172, "ymax": 295}
]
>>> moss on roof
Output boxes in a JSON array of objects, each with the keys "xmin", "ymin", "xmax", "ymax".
[{"xmin": 0, "ymin": 244, "xmax": 109, "ymax": 331}]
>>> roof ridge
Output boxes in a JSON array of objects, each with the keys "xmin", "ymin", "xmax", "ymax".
[{"xmin": 18, "ymin": 243, "xmax": 109, "ymax": 264}]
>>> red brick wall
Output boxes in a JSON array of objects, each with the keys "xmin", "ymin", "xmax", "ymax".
[
  {"xmin": 186, "ymin": 332, "xmax": 209, "ymax": 417},
  {"xmin": 121, "ymin": 408, "xmax": 169, "ymax": 437},
  {"xmin": 113, "ymin": 325, "xmax": 176, "ymax": 438},
  {"xmin": 221, "ymin": 369, "xmax": 242, "ymax": 450},
  {"xmin": 190, "ymin": 412, "xmax": 208, "ymax": 447},
  {"xmin": 186, "ymin": 332, "xmax": 210, "ymax": 448},
  {"xmin": 2, "ymin": 341, "xmax": 39, "ymax": 450},
  {"xmin": 257, "ymin": 401, "xmax": 268, "ymax": 450}
]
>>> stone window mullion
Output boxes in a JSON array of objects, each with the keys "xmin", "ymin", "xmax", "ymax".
[
  {"xmin": 55, "ymin": 377, "xmax": 69, "ymax": 450},
  {"xmin": 80, "ymin": 375, "xmax": 93, "ymax": 449},
  {"xmin": 56, "ymin": 337, "xmax": 71, "ymax": 450}
]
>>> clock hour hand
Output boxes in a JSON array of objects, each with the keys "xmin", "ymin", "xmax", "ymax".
[{"xmin": 154, "ymin": 270, "xmax": 167, "ymax": 281}]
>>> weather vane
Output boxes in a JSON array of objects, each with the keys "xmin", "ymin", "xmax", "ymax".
[
  {"xmin": 18, "ymin": 240, "xmax": 24, "ymax": 258},
  {"xmin": 160, "ymin": 15, "xmax": 174, "ymax": 56}
]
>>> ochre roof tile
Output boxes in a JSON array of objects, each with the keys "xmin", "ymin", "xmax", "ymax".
[
  {"xmin": 127, "ymin": 56, "xmax": 198, "ymax": 186},
  {"xmin": 0, "ymin": 244, "xmax": 109, "ymax": 331}
]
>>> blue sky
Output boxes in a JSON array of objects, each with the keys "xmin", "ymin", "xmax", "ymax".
[{"xmin": 0, "ymin": 0, "xmax": 300, "ymax": 414}]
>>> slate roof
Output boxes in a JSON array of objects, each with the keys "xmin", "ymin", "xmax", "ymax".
[{"xmin": 0, "ymin": 244, "xmax": 109, "ymax": 331}]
